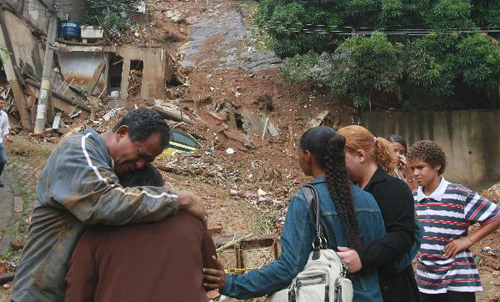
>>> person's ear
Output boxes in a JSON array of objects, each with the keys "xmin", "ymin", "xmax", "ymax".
[
  {"xmin": 115, "ymin": 125, "xmax": 129, "ymax": 142},
  {"xmin": 433, "ymin": 164, "xmax": 441, "ymax": 174},
  {"xmin": 304, "ymin": 150, "xmax": 312, "ymax": 163},
  {"xmin": 357, "ymin": 149, "xmax": 366, "ymax": 163}
]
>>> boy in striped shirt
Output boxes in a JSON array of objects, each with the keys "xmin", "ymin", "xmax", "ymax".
[{"xmin": 407, "ymin": 140, "xmax": 500, "ymax": 302}]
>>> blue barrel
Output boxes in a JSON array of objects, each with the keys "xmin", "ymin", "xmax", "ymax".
[{"xmin": 59, "ymin": 20, "xmax": 81, "ymax": 40}]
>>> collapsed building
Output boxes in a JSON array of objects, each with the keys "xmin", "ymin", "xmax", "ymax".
[{"xmin": 0, "ymin": 0, "xmax": 178, "ymax": 134}]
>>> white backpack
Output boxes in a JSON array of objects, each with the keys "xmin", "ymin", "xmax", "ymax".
[{"xmin": 270, "ymin": 185, "xmax": 353, "ymax": 302}]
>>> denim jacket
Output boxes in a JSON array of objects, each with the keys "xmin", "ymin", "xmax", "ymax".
[{"xmin": 221, "ymin": 177, "xmax": 386, "ymax": 301}]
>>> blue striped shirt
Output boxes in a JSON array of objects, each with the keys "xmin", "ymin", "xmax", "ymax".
[{"xmin": 414, "ymin": 178, "xmax": 500, "ymax": 294}]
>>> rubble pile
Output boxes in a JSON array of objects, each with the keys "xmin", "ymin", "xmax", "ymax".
[{"xmin": 481, "ymin": 182, "xmax": 500, "ymax": 204}]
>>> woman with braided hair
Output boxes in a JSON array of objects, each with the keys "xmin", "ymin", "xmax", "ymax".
[
  {"xmin": 203, "ymin": 126, "xmax": 386, "ymax": 301},
  {"xmin": 337, "ymin": 125, "xmax": 421, "ymax": 302}
]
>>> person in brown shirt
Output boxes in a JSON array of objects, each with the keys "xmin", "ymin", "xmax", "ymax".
[{"xmin": 65, "ymin": 164, "xmax": 217, "ymax": 302}]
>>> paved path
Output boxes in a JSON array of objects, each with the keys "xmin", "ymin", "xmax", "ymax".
[{"xmin": 0, "ymin": 171, "xmax": 15, "ymax": 255}]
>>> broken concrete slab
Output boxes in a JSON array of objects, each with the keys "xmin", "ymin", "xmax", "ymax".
[
  {"xmin": 240, "ymin": 108, "xmax": 264, "ymax": 135},
  {"xmin": 306, "ymin": 110, "xmax": 329, "ymax": 129},
  {"xmin": 267, "ymin": 120, "xmax": 279, "ymax": 137},
  {"xmin": 25, "ymin": 79, "xmax": 91, "ymax": 119}
]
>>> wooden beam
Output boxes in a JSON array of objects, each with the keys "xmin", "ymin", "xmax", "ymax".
[{"xmin": 85, "ymin": 59, "xmax": 106, "ymax": 96}]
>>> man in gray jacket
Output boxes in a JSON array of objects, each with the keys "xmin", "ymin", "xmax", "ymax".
[{"xmin": 11, "ymin": 108, "xmax": 204, "ymax": 301}]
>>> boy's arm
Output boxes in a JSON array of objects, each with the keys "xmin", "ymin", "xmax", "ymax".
[
  {"xmin": 444, "ymin": 190, "xmax": 500, "ymax": 258},
  {"xmin": 444, "ymin": 218, "xmax": 500, "ymax": 258}
]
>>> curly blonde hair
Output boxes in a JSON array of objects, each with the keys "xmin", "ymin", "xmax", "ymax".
[{"xmin": 338, "ymin": 125, "xmax": 396, "ymax": 173}]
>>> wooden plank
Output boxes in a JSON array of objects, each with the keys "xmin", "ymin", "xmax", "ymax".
[
  {"xmin": 153, "ymin": 100, "xmax": 193, "ymax": 124},
  {"xmin": 213, "ymin": 235, "xmax": 276, "ymax": 250},
  {"xmin": 305, "ymin": 110, "xmax": 329, "ymax": 129},
  {"xmin": 10, "ymin": 81, "xmax": 31, "ymax": 128},
  {"xmin": 85, "ymin": 59, "xmax": 106, "ymax": 95},
  {"xmin": 25, "ymin": 80, "xmax": 90, "ymax": 118}
]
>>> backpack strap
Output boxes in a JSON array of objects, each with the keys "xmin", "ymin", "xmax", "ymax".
[{"xmin": 302, "ymin": 184, "xmax": 337, "ymax": 259}]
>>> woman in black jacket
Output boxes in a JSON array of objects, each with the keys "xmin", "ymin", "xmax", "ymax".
[{"xmin": 337, "ymin": 125, "xmax": 421, "ymax": 302}]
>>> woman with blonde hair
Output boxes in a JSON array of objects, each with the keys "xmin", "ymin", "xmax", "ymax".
[{"xmin": 337, "ymin": 125, "xmax": 420, "ymax": 302}]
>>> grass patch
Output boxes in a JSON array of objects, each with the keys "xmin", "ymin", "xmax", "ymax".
[
  {"xmin": 0, "ymin": 247, "xmax": 14, "ymax": 261},
  {"xmin": 252, "ymin": 204, "xmax": 284, "ymax": 235}
]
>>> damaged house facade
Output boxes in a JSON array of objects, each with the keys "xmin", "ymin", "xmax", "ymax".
[{"xmin": 0, "ymin": 0, "xmax": 175, "ymax": 132}]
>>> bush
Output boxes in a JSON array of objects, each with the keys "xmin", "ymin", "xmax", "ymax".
[
  {"xmin": 329, "ymin": 32, "xmax": 404, "ymax": 107},
  {"xmin": 425, "ymin": 0, "xmax": 475, "ymax": 29},
  {"xmin": 404, "ymin": 33, "xmax": 459, "ymax": 97},
  {"xmin": 256, "ymin": 0, "xmax": 340, "ymax": 56},
  {"xmin": 86, "ymin": 0, "xmax": 139, "ymax": 38}
]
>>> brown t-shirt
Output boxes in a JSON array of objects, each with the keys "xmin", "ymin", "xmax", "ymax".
[{"xmin": 65, "ymin": 212, "xmax": 216, "ymax": 302}]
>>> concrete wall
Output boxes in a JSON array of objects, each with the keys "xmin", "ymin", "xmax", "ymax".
[
  {"xmin": 59, "ymin": 0, "xmax": 87, "ymax": 22},
  {"xmin": 3, "ymin": 0, "xmax": 50, "ymax": 33},
  {"xmin": 58, "ymin": 52, "xmax": 108, "ymax": 94},
  {"xmin": 116, "ymin": 46, "xmax": 170, "ymax": 101},
  {"xmin": 2, "ymin": 10, "xmax": 44, "ymax": 79},
  {"xmin": 361, "ymin": 110, "xmax": 500, "ymax": 190}
]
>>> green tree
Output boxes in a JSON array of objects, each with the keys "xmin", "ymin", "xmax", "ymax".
[
  {"xmin": 457, "ymin": 33, "xmax": 500, "ymax": 88},
  {"xmin": 257, "ymin": 0, "xmax": 500, "ymax": 109}
]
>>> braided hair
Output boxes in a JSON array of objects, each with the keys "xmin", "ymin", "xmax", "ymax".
[{"xmin": 300, "ymin": 126, "xmax": 363, "ymax": 252}]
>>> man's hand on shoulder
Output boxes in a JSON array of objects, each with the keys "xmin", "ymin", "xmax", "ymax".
[{"xmin": 178, "ymin": 190, "xmax": 207, "ymax": 226}]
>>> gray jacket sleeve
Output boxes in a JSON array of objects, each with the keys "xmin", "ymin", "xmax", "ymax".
[{"xmin": 42, "ymin": 132, "xmax": 179, "ymax": 225}]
